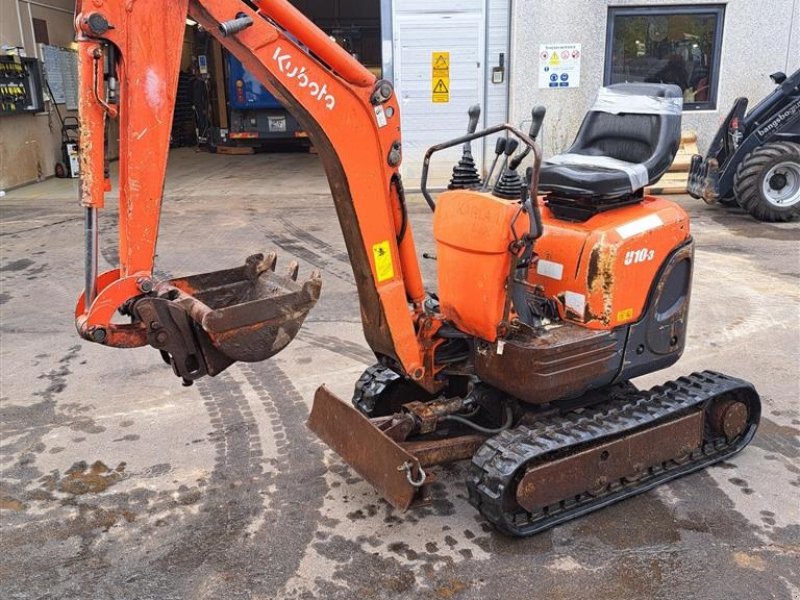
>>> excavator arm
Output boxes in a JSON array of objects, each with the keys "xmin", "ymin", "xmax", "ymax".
[{"xmin": 73, "ymin": 0, "xmax": 435, "ymax": 386}]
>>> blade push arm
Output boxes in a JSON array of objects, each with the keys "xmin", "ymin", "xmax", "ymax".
[{"xmin": 74, "ymin": 0, "xmax": 433, "ymax": 384}]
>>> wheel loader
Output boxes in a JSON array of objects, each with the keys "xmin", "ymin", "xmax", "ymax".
[
  {"xmin": 72, "ymin": 0, "xmax": 761, "ymax": 536},
  {"xmin": 688, "ymin": 67, "xmax": 800, "ymax": 222}
]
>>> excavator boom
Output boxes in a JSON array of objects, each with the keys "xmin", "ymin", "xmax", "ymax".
[{"xmin": 74, "ymin": 0, "xmax": 432, "ymax": 386}]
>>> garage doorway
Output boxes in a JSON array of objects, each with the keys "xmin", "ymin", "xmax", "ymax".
[{"xmin": 384, "ymin": 0, "xmax": 510, "ymax": 187}]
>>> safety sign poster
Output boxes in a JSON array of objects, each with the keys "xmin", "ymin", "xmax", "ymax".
[
  {"xmin": 538, "ymin": 44, "xmax": 581, "ymax": 89},
  {"xmin": 432, "ymin": 51, "xmax": 450, "ymax": 103}
]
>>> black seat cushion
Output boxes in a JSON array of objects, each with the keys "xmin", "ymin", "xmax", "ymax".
[{"xmin": 539, "ymin": 83, "xmax": 683, "ymax": 200}]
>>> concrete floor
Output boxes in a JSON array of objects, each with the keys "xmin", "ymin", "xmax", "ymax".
[{"xmin": 1, "ymin": 148, "xmax": 799, "ymax": 600}]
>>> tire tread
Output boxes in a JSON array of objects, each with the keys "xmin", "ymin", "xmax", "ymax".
[{"xmin": 733, "ymin": 141, "xmax": 800, "ymax": 222}]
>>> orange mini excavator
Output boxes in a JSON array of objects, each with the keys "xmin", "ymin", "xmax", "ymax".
[{"xmin": 73, "ymin": 0, "xmax": 761, "ymax": 536}]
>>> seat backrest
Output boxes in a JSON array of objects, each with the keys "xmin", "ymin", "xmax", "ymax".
[{"xmin": 568, "ymin": 83, "xmax": 683, "ymax": 185}]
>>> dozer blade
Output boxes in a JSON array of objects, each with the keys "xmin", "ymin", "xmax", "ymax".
[
  {"xmin": 134, "ymin": 253, "xmax": 321, "ymax": 382},
  {"xmin": 308, "ymin": 386, "xmax": 423, "ymax": 511}
]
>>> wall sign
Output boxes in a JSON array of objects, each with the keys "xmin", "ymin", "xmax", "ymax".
[
  {"xmin": 432, "ymin": 51, "xmax": 450, "ymax": 103},
  {"xmin": 538, "ymin": 43, "xmax": 581, "ymax": 89},
  {"xmin": 41, "ymin": 44, "xmax": 79, "ymax": 109}
]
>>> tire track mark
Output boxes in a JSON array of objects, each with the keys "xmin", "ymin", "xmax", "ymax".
[
  {"xmin": 142, "ymin": 372, "xmax": 266, "ymax": 598},
  {"xmin": 239, "ymin": 361, "xmax": 328, "ymax": 596},
  {"xmin": 279, "ymin": 217, "xmax": 351, "ymax": 265},
  {"xmin": 253, "ymin": 220, "xmax": 355, "ymax": 285},
  {"xmin": 297, "ymin": 331, "xmax": 375, "ymax": 366}
]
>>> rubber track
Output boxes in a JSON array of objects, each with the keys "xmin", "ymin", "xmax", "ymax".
[{"xmin": 467, "ymin": 371, "xmax": 761, "ymax": 537}]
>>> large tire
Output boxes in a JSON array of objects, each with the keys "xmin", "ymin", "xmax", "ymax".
[{"xmin": 733, "ymin": 141, "xmax": 800, "ymax": 222}]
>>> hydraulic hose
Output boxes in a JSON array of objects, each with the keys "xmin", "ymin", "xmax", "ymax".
[{"xmin": 441, "ymin": 404, "xmax": 514, "ymax": 435}]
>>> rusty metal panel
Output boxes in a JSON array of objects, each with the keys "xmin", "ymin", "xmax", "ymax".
[
  {"xmin": 400, "ymin": 434, "xmax": 487, "ymax": 467},
  {"xmin": 516, "ymin": 411, "xmax": 703, "ymax": 512},
  {"xmin": 308, "ymin": 386, "xmax": 422, "ymax": 511},
  {"xmin": 474, "ymin": 322, "xmax": 623, "ymax": 405}
]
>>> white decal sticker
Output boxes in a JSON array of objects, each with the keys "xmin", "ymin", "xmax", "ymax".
[
  {"xmin": 273, "ymin": 46, "xmax": 336, "ymax": 110},
  {"xmin": 537, "ymin": 259, "xmax": 564, "ymax": 281},
  {"xmin": 616, "ymin": 214, "xmax": 663, "ymax": 240},
  {"xmin": 564, "ymin": 291, "xmax": 586, "ymax": 317},
  {"xmin": 374, "ymin": 104, "xmax": 387, "ymax": 128},
  {"xmin": 624, "ymin": 248, "xmax": 656, "ymax": 266}
]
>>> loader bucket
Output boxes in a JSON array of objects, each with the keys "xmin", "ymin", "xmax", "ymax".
[
  {"xmin": 308, "ymin": 385, "xmax": 424, "ymax": 511},
  {"xmin": 135, "ymin": 252, "xmax": 321, "ymax": 382}
]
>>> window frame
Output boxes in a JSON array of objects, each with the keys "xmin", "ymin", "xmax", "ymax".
[{"xmin": 604, "ymin": 4, "xmax": 726, "ymax": 111}]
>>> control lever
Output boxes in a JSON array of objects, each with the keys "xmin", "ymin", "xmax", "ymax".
[
  {"xmin": 495, "ymin": 138, "xmax": 519, "ymax": 183},
  {"xmin": 494, "ymin": 106, "xmax": 547, "ymax": 200},
  {"xmin": 509, "ymin": 106, "xmax": 547, "ymax": 171},
  {"xmin": 466, "ymin": 104, "xmax": 481, "ymax": 139},
  {"xmin": 490, "ymin": 138, "xmax": 520, "ymax": 198},
  {"xmin": 482, "ymin": 137, "xmax": 507, "ymax": 191},
  {"xmin": 525, "ymin": 167, "xmax": 543, "ymax": 240},
  {"xmin": 448, "ymin": 104, "xmax": 483, "ymax": 189},
  {"xmin": 528, "ymin": 105, "xmax": 547, "ymax": 141}
]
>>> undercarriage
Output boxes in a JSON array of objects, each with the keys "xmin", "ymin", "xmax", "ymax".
[{"xmin": 309, "ymin": 367, "xmax": 759, "ymax": 536}]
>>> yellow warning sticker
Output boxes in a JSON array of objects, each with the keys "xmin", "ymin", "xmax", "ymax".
[
  {"xmin": 432, "ymin": 51, "xmax": 450, "ymax": 103},
  {"xmin": 432, "ymin": 78, "xmax": 450, "ymax": 103},
  {"xmin": 549, "ymin": 51, "xmax": 561, "ymax": 67},
  {"xmin": 432, "ymin": 51, "xmax": 450, "ymax": 74},
  {"xmin": 372, "ymin": 240, "xmax": 395, "ymax": 283},
  {"xmin": 617, "ymin": 308, "xmax": 634, "ymax": 322}
]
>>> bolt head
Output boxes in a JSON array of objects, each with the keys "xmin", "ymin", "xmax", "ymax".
[
  {"xmin": 137, "ymin": 278, "xmax": 154, "ymax": 293},
  {"xmin": 85, "ymin": 12, "xmax": 110, "ymax": 35},
  {"xmin": 90, "ymin": 327, "xmax": 107, "ymax": 343}
]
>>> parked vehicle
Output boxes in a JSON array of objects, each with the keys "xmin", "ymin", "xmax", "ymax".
[
  {"xmin": 223, "ymin": 51, "xmax": 305, "ymax": 147},
  {"xmin": 688, "ymin": 68, "xmax": 800, "ymax": 222}
]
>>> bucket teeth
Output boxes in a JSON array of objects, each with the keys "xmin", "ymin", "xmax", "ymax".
[
  {"xmin": 286, "ymin": 260, "xmax": 300, "ymax": 281},
  {"xmin": 243, "ymin": 251, "xmax": 278, "ymax": 280}
]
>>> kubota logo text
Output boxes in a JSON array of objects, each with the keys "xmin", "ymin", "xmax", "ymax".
[{"xmin": 273, "ymin": 47, "xmax": 336, "ymax": 111}]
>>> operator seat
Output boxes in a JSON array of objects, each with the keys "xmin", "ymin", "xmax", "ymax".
[{"xmin": 539, "ymin": 83, "xmax": 683, "ymax": 206}]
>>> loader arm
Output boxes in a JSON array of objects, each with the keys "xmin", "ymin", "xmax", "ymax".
[{"xmin": 73, "ymin": 0, "xmax": 433, "ymax": 385}]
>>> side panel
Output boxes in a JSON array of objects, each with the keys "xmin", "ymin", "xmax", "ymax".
[
  {"xmin": 474, "ymin": 240, "xmax": 694, "ymax": 405},
  {"xmin": 527, "ymin": 197, "xmax": 691, "ymax": 331}
]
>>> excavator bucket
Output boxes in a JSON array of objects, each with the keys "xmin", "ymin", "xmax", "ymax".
[{"xmin": 134, "ymin": 253, "xmax": 321, "ymax": 382}]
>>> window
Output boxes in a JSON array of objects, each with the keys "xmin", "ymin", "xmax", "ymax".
[{"xmin": 605, "ymin": 5, "xmax": 725, "ymax": 111}]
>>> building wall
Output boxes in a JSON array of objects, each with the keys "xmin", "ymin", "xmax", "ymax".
[
  {"xmin": 509, "ymin": 0, "xmax": 800, "ymax": 157},
  {"xmin": 0, "ymin": 0, "xmax": 78, "ymax": 190}
]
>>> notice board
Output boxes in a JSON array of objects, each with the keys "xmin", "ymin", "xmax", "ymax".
[{"xmin": 41, "ymin": 44, "xmax": 79, "ymax": 110}]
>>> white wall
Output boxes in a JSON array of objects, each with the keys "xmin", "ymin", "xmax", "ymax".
[{"xmin": 509, "ymin": 0, "xmax": 800, "ymax": 157}]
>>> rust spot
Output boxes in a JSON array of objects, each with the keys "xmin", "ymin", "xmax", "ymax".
[
  {"xmin": 0, "ymin": 496, "xmax": 26, "ymax": 512},
  {"xmin": 46, "ymin": 460, "xmax": 126, "ymax": 495},
  {"xmin": 732, "ymin": 551, "xmax": 766, "ymax": 571},
  {"xmin": 435, "ymin": 579, "xmax": 468, "ymax": 599},
  {"xmin": 586, "ymin": 240, "xmax": 616, "ymax": 325}
]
